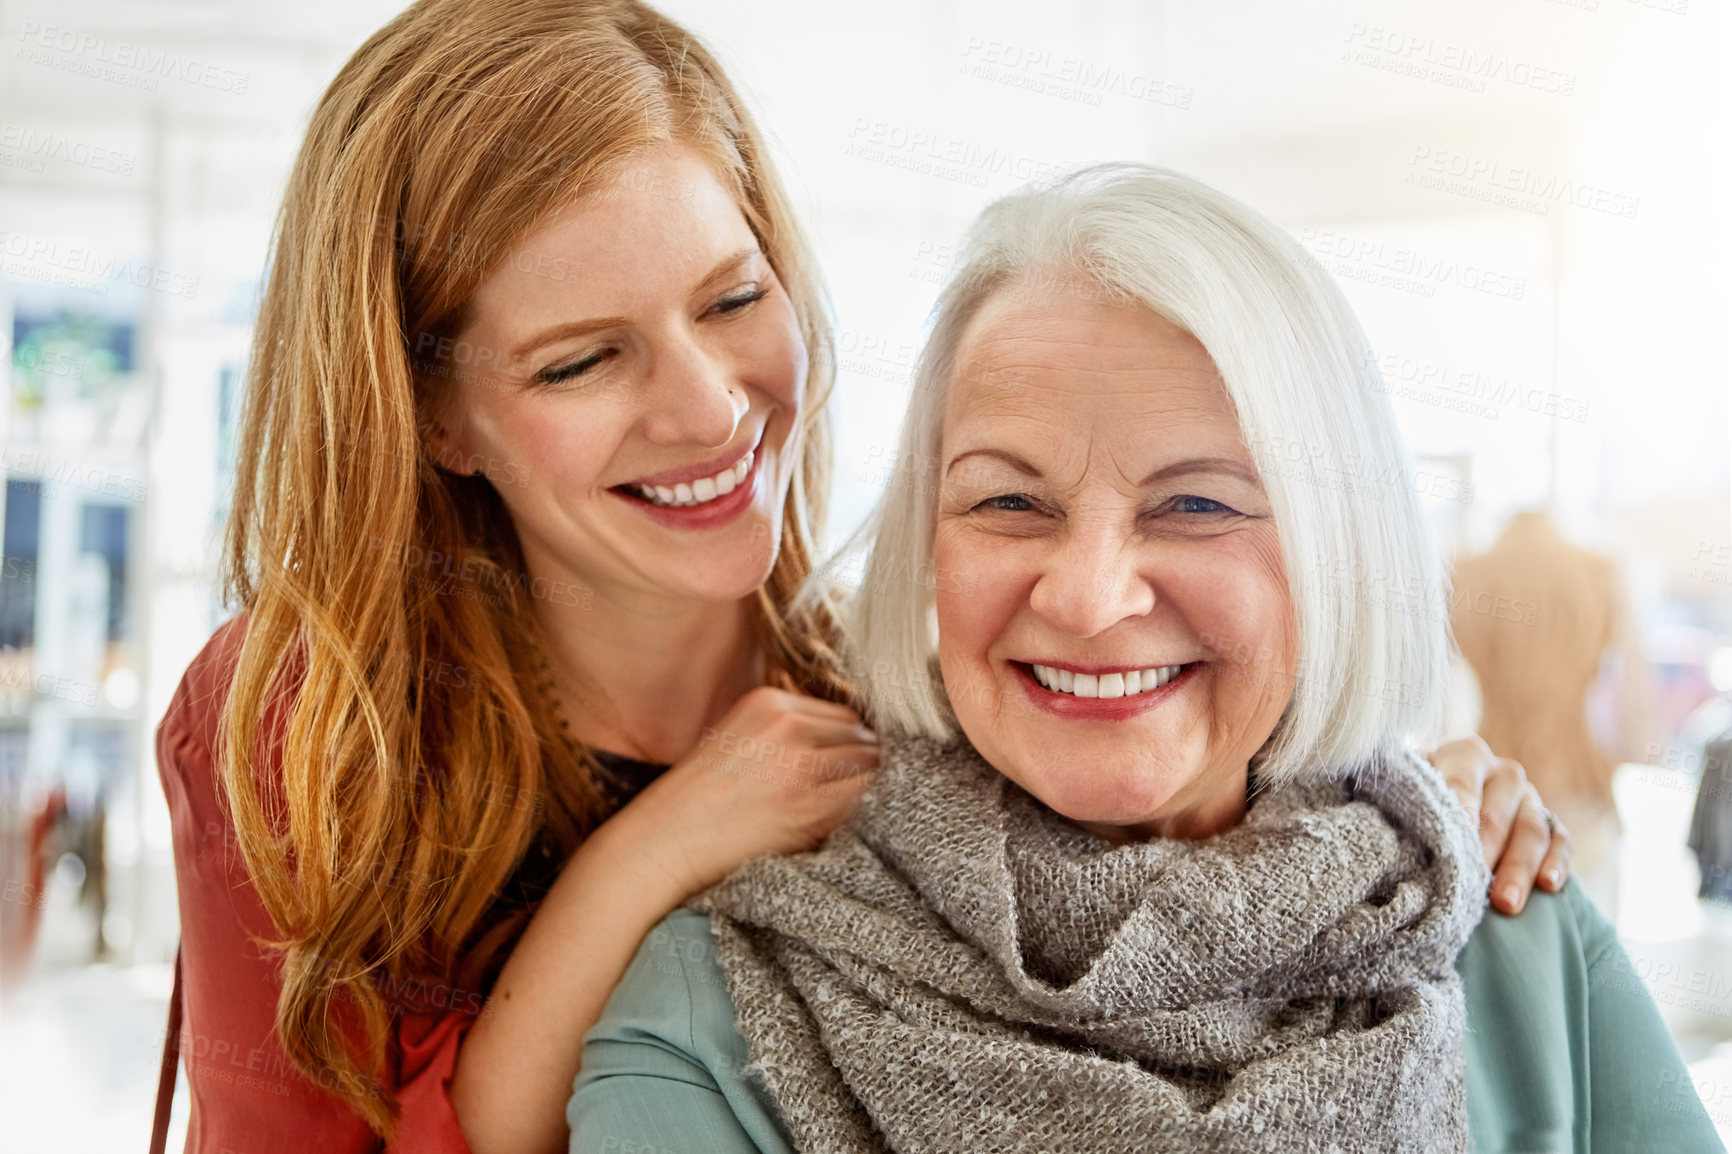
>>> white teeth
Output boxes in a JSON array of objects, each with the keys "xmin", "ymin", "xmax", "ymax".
[
  {"xmin": 1030, "ymin": 663, "xmax": 1187, "ymax": 698},
  {"xmin": 633, "ymin": 450, "xmax": 754, "ymax": 507}
]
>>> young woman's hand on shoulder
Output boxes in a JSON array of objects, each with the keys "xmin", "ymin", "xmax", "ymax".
[
  {"xmin": 452, "ymin": 687, "xmax": 875, "ymax": 1154},
  {"xmin": 615, "ymin": 686, "xmax": 880, "ymax": 899}
]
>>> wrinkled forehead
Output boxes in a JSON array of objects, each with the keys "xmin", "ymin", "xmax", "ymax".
[{"xmin": 944, "ymin": 283, "xmax": 1239, "ymax": 436}]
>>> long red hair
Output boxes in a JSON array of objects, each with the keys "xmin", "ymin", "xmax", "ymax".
[{"xmin": 219, "ymin": 0, "xmax": 843, "ymax": 1134}]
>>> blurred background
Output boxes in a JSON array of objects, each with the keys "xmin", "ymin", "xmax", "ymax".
[{"xmin": 0, "ymin": 0, "xmax": 1727, "ymax": 1149}]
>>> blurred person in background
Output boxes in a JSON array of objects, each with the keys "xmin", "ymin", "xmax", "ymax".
[{"xmin": 1452, "ymin": 508, "xmax": 1658, "ymax": 904}]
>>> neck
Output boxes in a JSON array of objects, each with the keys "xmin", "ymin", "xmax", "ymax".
[
  {"xmin": 524, "ymin": 554, "xmax": 760, "ymax": 766},
  {"xmin": 1072, "ymin": 762, "xmax": 1250, "ymax": 845}
]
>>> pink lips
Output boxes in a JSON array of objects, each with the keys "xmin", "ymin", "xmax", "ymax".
[
  {"xmin": 611, "ymin": 447, "xmax": 763, "ymax": 531},
  {"xmin": 621, "ymin": 431, "xmax": 762, "ymax": 489}
]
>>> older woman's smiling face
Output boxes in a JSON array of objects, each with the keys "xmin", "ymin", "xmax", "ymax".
[{"xmin": 934, "ymin": 282, "xmax": 1298, "ymax": 842}]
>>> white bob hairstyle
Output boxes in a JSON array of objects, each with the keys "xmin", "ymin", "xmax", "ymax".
[{"xmin": 840, "ymin": 162, "xmax": 1449, "ymax": 785}]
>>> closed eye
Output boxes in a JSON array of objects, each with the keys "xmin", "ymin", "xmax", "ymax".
[
  {"xmin": 533, "ymin": 284, "xmax": 770, "ymax": 386},
  {"xmin": 535, "ymin": 348, "xmax": 614, "ymax": 385},
  {"xmin": 712, "ymin": 286, "xmax": 768, "ymax": 315}
]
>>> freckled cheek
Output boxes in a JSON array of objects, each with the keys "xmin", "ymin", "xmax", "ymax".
[{"xmin": 475, "ymin": 397, "xmax": 631, "ymax": 505}]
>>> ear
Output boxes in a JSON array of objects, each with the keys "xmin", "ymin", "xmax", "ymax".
[{"xmin": 420, "ymin": 412, "xmax": 477, "ymax": 476}]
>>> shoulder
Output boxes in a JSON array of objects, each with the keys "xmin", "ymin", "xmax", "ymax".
[
  {"xmin": 592, "ymin": 909, "xmax": 735, "ymax": 1055},
  {"xmin": 579, "ymin": 908, "xmax": 757, "ymax": 1104},
  {"xmin": 1455, "ymin": 880, "xmax": 1617, "ymax": 1010},
  {"xmin": 1554, "ymin": 879, "xmax": 1620, "ymax": 966},
  {"xmin": 156, "ymin": 612, "xmax": 309, "ymax": 882},
  {"xmin": 654, "ymin": 905, "xmax": 726, "ymax": 953},
  {"xmin": 1454, "ymin": 885, "xmax": 1599, "ymax": 1077},
  {"xmin": 156, "ymin": 611, "xmax": 309, "ymax": 824},
  {"xmin": 584, "ymin": 908, "xmax": 766, "ymax": 1101},
  {"xmin": 629, "ymin": 907, "xmax": 727, "ymax": 989},
  {"xmin": 1457, "ymin": 885, "xmax": 1725, "ymax": 1151},
  {"xmin": 573, "ymin": 910, "xmax": 796, "ymax": 1154},
  {"xmin": 155, "ymin": 614, "xmax": 256, "ymax": 855},
  {"xmin": 1458, "ymin": 880, "xmax": 1615, "ymax": 975},
  {"xmin": 155, "ymin": 613, "xmax": 251, "ymax": 790}
]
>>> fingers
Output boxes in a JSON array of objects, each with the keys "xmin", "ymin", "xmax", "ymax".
[
  {"xmin": 694, "ymin": 713, "xmax": 878, "ymax": 772},
  {"xmin": 811, "ymin": 743, "xmax": 882, "ymax": 788},
  {"xmin": 1476, "ymin": 757, "xmax": 1526, "ymax": 872},
  {"xmin": 1535, "ymin": 814, "xmax": 1573, "ymax": 894},
  {"xmin": 733, "ymin": 685, "xmax": 869, "ymax": 725},
  {"xmin": 1488, "ymin": 789, "xmax": 1554, "ymax": 916},
  {"xmin": 771, "ymin": 715, "xmax": 879, "ymax": 751},
  {"xmin": 702, "ymin": 689, "xmax": 878, "ymax": 759},
  {"xmin": 805, "ymin": 741, "xmax": 881, "ymax": 782},
  {"xmin": 1426, "ymin": 735, "xmax": 1494, "ymax": 814}
]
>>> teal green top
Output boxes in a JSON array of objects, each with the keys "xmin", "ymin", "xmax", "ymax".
[{"xmin": 568, "ymin": 883, "xmax": 1724, "ymax": 1153}]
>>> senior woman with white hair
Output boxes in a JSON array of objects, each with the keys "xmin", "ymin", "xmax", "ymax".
[{"xmin": 566, "ymin": 166, "xmax": 1723, "ymax": 1153}]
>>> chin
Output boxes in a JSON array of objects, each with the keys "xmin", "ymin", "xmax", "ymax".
[
  {"xmin": 668, "ymin": 555, "xmax": 777, "ymax": 604},
  {"xmin": 685, "ymin": 537, "xmax": 782, "ymax": 596},
  {"xmin": 644, "ymin": 505, "xmax": 781, "ymax": 594},
  {"xmin": 1006, "ymin": 747, "xmax": 1186, "ymax": 824}
]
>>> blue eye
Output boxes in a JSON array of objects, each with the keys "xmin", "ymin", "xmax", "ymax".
[
  {"xmin": 1174, "ymin": 495, "xmax": 1231, "ymax": 514},
  {"xmin": 977, "ymin": 494, "xmax": 1034, "ymax": 512}
]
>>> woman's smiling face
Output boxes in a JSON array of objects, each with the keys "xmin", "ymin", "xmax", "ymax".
[
  {"xmin": 933, "ymin": 281, "xmax": 1299, "ymax": 841},
  {"xmin": 428, "ymin": 143, "xmax": 807, "ymax": 609}
]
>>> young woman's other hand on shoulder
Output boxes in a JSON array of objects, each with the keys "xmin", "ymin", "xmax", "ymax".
[{"xmin": 620, "ymin": 687, "xmax": 880, "ymax": 898}]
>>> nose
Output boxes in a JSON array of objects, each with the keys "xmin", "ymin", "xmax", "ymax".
[
  {"xmin": 1026, "ymin": 515, "xmax": 1156, "ymax": 638},
  {"xmin": 638, "ymin": 330, "xmax": 747, "ymax": 449}
]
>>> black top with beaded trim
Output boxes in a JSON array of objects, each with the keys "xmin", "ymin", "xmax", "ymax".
[{"xmin": 496, "ymin": 751, "xmax": 669, "ymax": 912}]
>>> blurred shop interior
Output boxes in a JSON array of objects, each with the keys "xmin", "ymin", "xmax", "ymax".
[{"xmin": 0, "ymin": 0, "xmax": 1728, "ymax": 1149}]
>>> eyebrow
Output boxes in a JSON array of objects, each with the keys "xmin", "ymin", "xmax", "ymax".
[
  {"xmin": 506, "ymin": 246, "xmax": 762, "ymax": 363},
  {"xmin": 944, "ymin": 448, "xmax": 1260, "ymax": 487},
  {"xmin": 1137, "ymin": 455, "xmax": 1262, "ymax": 487},
  {"xmin": 944, "ymin": 448, "xmax": 1041, "ymax": 478}
]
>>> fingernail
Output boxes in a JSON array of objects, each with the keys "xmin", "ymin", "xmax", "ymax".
[
  {"xmin": 1499, "ymin": 885, "xmax": 1522, "ymax": 909},
  {"xmin": 1546, "ymin": 868, "xmax": 1562, "ymax": 888}
]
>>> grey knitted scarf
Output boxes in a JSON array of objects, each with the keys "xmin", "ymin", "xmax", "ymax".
[{"xmin": 688, "ymin": 736, "xmax": 1490, "ymax": 1153}]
